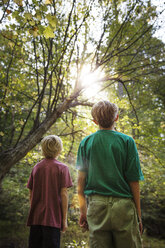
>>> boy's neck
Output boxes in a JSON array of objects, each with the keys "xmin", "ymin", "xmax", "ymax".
[{"xmin": 99, "ymin": 125, "xmax": 115, "ymax": 131}]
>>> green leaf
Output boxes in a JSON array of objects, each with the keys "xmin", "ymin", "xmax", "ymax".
[
  {"xmin": 0, "ymin": 132, "xmax": 4, "ymax": 136},
  {"xmin": 46, "ymin": 14, "xmax": 57, "ymax": 29},
  {"xmin": 38, "ymin": 25, "xmax": 45, "ymax": 35},
  {"xmin": 35, "ymin": 13, "xmax": 42, "ymax": 21},
  {"xmin": 45, "ymin": 0, "xmax": 52, "ymax": 5},
  {"xmin": 14, "ymin": 0, "xmax": 23, "ymax": 7},
  {"xmin": 29, "ymin": 20, "xmax": 35, "ymax": 26},
  {"xmin": 43, "ymin": 25, "xmax": 55, "ymax": 39},
  {"xmin": 24, "ymin": 12, "xmax": 33, "ymax": 20}
]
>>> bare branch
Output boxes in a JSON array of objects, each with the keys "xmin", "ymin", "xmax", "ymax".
[
  {"xmin": 33, "ymin": 39, "xmax": 40, "ymax": 95},
  {"xmin": 59, "ymin": 130, "xmax": 83, "ymax": 137},
  {"xmin": 100, "ymin": 0, "xmax": 138, "ymax": 63},
  {"xmin": 100, "ymin": 25, "xmax": 152, "ymax": 66},
  {"xmin": 137, "ymin": 143, "xmax": 163, "ymax": 165},
  {"xmin": 63, "ymin": 0, "xmax": 76, "ymax": 46},
  {"xmin": 0, "ymin": 0, "xmax": 10, "ymax": 24}
]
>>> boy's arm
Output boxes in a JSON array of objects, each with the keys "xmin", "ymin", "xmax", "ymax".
[
  {"xmin": 60, "ymin": 187, "xmax": 68, "ymax": 232},
  {"xmin": 77, "ymin": 171, "xmax": 88, "ymax": 230},
  {"xmin": 129, "ymin": 181, "xmax": 143, "ymax": 235}
]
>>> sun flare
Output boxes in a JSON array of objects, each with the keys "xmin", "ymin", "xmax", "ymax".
[{"xmin": 79, "ymin": 65, "xmax": 105, "ymax": 100}]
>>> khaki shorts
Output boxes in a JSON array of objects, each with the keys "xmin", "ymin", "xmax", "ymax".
[{"xmin": 87, "ymin": 195, "xmax": 142, "ymax": 248}]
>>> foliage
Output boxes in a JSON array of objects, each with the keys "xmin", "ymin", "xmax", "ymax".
[
  {"xmin": 0, "ymin": 155, "xmax": 36, "ymax": 225},
  {"xmin": 61, "ymin": 223, "xmax": 89, "ymax": 248},
  {"xmin": 0, "ymin": 0, "xmax": 93, "ymax": 182}
]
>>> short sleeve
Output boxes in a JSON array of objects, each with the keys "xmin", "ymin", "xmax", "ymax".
[
  {"xmin": 27, "ymin": 172, "xmax": 33, "ymax": 190},
  {"xmin": 60, "ymin": 166, "xmax": 73, "ymax": 188},
  {"xmin": 125, "ymin": 138, "xmax": 144, "ymax": 182},
  {"xmin": 76, "ymin": 143, "xmax": 88, "ymax": 171}
]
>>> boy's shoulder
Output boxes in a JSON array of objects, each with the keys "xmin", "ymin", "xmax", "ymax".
[
  {"xmin": 80, "ymin": 132, "xmax": 96, "ymax": 145},
  {"xmin": 54, "ymin": 159, "xmax": 69, "ymax": 169},
  {"xmin": 81, "ymin": 130, "xmax": 134, "ymax": 141},
  {"xmin": 32, "ymin": 159, "xmax": 44, "ymax": 168},
  {"xmin": 33, "ymin": 158, "xmax": 68, "ymax": 170},
  {"xmin": 79, "ymin": 131, "xmax": 135, "ymax": 148},
  {"xmin": 113, "ymin": 131, "xmax": 136, "ymax": 145},
  {"xmin": 114, "ymin": 131, "xmax": 134, "ymax": 140}
]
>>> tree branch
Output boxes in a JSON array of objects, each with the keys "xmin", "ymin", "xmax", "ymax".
[{"xmin": 0, "ymin": 0, "xmax": 10, "ymax": 24}]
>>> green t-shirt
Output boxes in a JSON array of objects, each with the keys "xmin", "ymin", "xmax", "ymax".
[{"xmin": 76, "ymin": 130, "xmax": 144, "ymax": 198}]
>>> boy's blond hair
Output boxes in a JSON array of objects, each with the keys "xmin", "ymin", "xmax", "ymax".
[
  {"xmin": 41, "ymin": 135, "xmax": 63, "ymax": 158},
  {"xmin": 91, "ymin": 100, "xmax": 118, "ymax": 128}
]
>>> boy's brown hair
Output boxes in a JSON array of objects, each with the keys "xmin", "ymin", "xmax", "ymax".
[
  {"xmin": 91, "ymin": 100, "xmax": 118, "ymax": 128},
  {"xmin": 41, "ymin": 135, "xmax": 63, "ymax": 158}
]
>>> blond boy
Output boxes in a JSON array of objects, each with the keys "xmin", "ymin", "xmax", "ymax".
[
  {"xmin": 27, "ymin": 135, "xmax": 73, "ymax": 248},
  {"xmin": 77, "ymin": 100, "xmax": 144, "ymax": 248}
]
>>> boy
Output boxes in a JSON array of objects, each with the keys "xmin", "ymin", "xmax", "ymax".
[
  {"xmin": 27, "ymin": 135, "xmax": 73, "ymax": 248},
  {"xmin": 76, "ymin": 100, "xmax": 144, "ymax": 248}
]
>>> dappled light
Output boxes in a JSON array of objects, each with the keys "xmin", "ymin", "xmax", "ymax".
[{"xmin": 79, "ymin": 64, "xmax": 107, "ymax": 100}]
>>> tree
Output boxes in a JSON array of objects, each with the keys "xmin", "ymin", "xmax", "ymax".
[
  {"xmin": 0, "ymin": 0, "xmax": 92, "ymax": 182},
  {"xmin": 0, "ymin": 0, "xmax": 164, "ymax": 184}
]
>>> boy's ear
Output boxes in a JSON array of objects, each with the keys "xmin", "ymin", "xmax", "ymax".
[
  {"xmin": 93, "ymin": 119, "xmax": 98, "ymax": 125},
  {"xmin": 114, "ymin": 114, "xmax": 119, "ymax": 122}
]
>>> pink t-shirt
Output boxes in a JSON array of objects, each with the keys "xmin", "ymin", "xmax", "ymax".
[{"xmin": 27, "ymin": 158, "xmax": 73, "ymax": 228}]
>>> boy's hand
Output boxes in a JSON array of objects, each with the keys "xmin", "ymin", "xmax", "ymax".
[
  {"xmin": 79, "ymin": 213, "xmax": 88, "ymax": 231},
  {"xmin": 139, "ymin": 220, "xmax": 143, "ymax": 235},
  {"xmin": 61, "ymin": 219, "xmax": 68, "ymax": 233}
]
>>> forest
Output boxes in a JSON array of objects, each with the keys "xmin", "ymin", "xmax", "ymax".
[{"xmin": 0, "ymin": 0, "xmax": 165, "ymax": 247}]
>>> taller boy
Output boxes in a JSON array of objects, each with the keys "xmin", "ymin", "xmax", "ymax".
[{"xmin": 77, "ymin": 100, "xmax": 144, "ymax": 248}]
